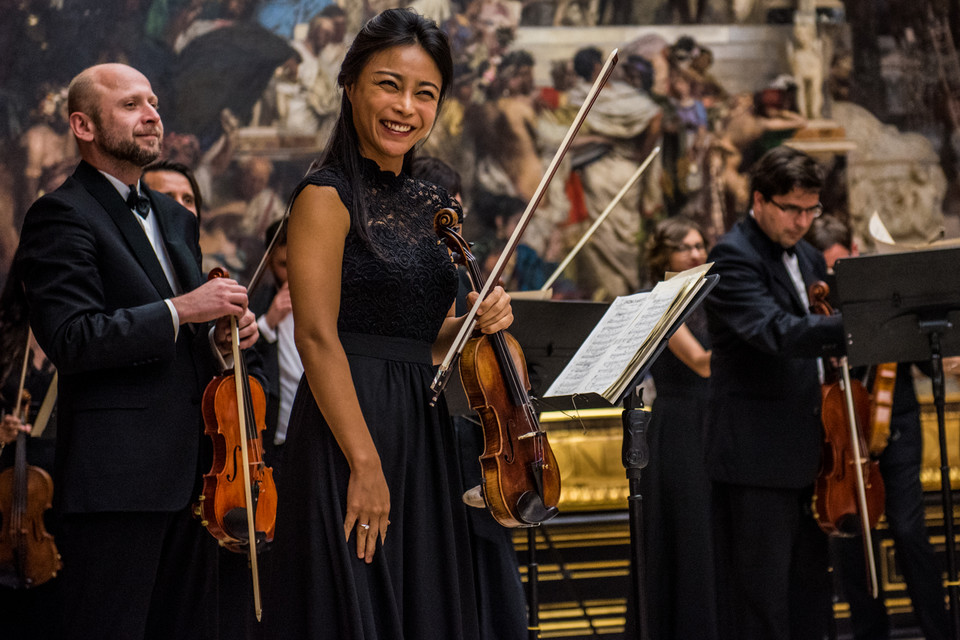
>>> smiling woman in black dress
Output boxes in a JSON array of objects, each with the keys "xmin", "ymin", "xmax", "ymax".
[{"xmin": 264, "ymin": 9, "xmax": 513, "ymax": 640}]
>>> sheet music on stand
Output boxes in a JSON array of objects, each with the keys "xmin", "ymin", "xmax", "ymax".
[{"xmin": 542, "ymin": 265, "xmax": 717, "ymax": 408}]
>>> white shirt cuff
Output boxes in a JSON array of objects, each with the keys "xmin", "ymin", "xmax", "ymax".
[
  {"xmin": 164, "ymin": 299, "xmax": 179, "ymax": 342},
  {"xmin": 257, "ymin": 314, "xmax": 278, "ymax": 343}
]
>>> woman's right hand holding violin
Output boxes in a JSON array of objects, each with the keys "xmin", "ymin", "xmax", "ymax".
[{"xmin": 468, "ymin": 285, "xmax": 513, "ymax": 334}]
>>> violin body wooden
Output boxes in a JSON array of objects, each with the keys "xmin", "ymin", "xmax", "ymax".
[
  {"xmin": 867, "ymin": 362, "xmax": 898, "ymax": 456},
  {"xmin": 808, "ymin": 280, "xmax": 885, "ymax": 538},
  {"xmin": 198, "ymin": 371, "xmax": 277, "ymax": 550},
  {"xmin": 460, "ymin": 332, "xmax": 561, "ymax": 528},
  {"xmin": 814, "ymin": 380, "xmax": 885, "ymax": 536},
  {"xmin": 0, "ymin": 432, "xmax": 61, "ymax": 588}
]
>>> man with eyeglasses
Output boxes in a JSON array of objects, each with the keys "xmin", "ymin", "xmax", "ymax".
[{"xmin": 704, "ymin": 145, "xmax": 845, "ymax": 640}]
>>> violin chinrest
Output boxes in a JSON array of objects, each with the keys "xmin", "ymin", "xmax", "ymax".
[{"xmin": 518, "ymin": 491, "xmax": 559, "ymax": 525}]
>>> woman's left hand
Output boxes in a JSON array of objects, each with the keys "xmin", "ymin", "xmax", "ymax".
[
  {"xmin": 469, "ymin": 286, "xmax": 513, "ymax": 334},
  {"xmin": 1, "ymin": 415, "xmax": 30, "ymax": 445}
]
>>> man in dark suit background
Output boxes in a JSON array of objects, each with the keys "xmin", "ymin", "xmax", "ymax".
[
  {"xmin": 704, "ymin": 145, "xmax": 844, "ymax": 640},
  {"xmin": 15, "ymin": 63, "xmax": 258, "ymax": 640}
]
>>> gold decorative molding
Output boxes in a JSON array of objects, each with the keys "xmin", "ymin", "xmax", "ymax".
[
  {"xmin": 916, "ymin": 377, "xmax": 960, "ymax": 492},
  {"xmin": 542, "ymin": 408, "xmax": 631, "ymax": 511}
]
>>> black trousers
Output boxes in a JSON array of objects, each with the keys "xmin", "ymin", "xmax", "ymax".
[
  {"xmin": 835, "ymin": 407, "xmax": 949, "ymax": 640},
  {"xmin": 712, "ymin": 482, "xmax": 831, "ymax": 640},
  {"xmin": 58, "ymin": 506, "xmax": 218, "ymax": 640}
]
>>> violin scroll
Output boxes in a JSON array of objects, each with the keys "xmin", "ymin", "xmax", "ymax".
[{"xmin": 807, "ymin": 280, "xmax": 833, "ymax": 317}]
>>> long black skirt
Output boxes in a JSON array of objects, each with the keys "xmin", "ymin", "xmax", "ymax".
[{"xmin": 264, "ymin": 333, "xmax": 480, "ymax": 640}]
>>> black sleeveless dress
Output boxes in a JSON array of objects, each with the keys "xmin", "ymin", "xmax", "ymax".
[
  {"xmin": 629, "ymin": 306, "xmax": 717, "ymax": 640},
  {"xmin": 265, "ymin": 160, "xmax": 480, "ymax": 640}
]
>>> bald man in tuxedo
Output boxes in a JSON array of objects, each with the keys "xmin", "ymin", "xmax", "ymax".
[{"xmin": 16, "ymin": 63, "xmax": 258, "ymax": 640}]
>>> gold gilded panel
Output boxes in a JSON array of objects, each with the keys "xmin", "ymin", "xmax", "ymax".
[
  {"xmin": 916, "ymin": 376, "xmax": 960, "ymax": 492},
  {"xmin": 541, "ymin": 375, "xmax": 960, "ymax": 509},
  {"xmin": 541, "ymin": 408, "xmax": 631, "ymax": 511}
]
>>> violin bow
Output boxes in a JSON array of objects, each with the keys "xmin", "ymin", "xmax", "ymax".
[
  {"xmin": 540, "ymin": 145, "xmax": 660, "ymax": 291},
  {"xmin": 429, "ymin": 48, "xmax": 620, "ymax": 404},
  {"xmin": 840, "ymin": 358, "xmax": 880, "ymax": 597},
  {"xmin": 227, "ymin": 313, "xmax": 264, "ymax": 620},
  {"xmin": 15, "ymin": 331, "xmax": 30, "ymax": 416},
  {"xmin": 245, "ymin": 214, "xmax": 289, "ymax": 296},
  {"xmin": 30, "ymin": 371, "xmax": 57, "ymax": 439}
]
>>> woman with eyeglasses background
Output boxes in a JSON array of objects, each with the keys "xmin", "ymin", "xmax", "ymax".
[{"xmin": 625, "ymin": 216, "xmax": 717, "ymax": 640}]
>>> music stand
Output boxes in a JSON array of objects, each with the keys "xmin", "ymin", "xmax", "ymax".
[
  {"xmin": 534, "ymin": 275, "xmax": 718, "ymax": 640},
  {"xmin": 510, "ymin": 299, "xmax": 610, "ymax": 405},
  {"xmin": 612, "ymin": 274, "xmax": 718, "ymax": 640},
  {"xmin": 834, "ymin": 247, "xmax": 960, "ymax": 639}
]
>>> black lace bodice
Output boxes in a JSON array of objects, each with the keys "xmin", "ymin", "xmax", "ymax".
[{"xmin": 297, "ymin": 159, "xmax": 460, "ymax": 343}]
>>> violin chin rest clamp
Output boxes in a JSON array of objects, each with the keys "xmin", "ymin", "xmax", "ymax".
[{"xmin": 462, "ymin": 484, "xmax": 486, "ymax": 509}]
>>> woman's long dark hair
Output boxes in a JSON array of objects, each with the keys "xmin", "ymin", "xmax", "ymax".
[{"xmin": 303, "ymin": 8, "xmax": 453, "ymax": 252}]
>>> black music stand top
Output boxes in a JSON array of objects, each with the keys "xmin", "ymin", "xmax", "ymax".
[
  {"xmin": 833, "ymin": 246, "xmax": 960, "ymax": 367},
  {"xmin": 443, "ymin": 298, "xmax": 609, "ymax": 416}
]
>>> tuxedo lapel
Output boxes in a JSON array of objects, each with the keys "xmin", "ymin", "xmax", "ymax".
[
  {"xmin": 146, "ymin": 189, "xmax": 202, "ymax": 293},
  {"xmin": 742, "ymin": 216, "xmax": 807, "ymax": 314},
  {"xmin": 74, "ymin": 162, "xmax": 175, "ymax": 299},
  {"xmin": 770, "ymin": 256, "xmax": 807, "ymax": 314}
]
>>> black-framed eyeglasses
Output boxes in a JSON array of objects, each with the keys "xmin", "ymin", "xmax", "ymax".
[{"xmin": 768, "ymin": 197, "xmax": 823, "ymax": 219}]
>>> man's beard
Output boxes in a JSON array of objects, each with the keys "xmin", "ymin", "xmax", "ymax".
[
  {"xmin": 92, "ymin": 111, "xmax": 162, "ymax": 167},
  {"xmin": 101, "ymin": 131, "xmax": 162, "ymax": 167}
]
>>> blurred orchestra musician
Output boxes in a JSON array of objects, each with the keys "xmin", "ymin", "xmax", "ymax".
[
  {"xmin": 632, "ymin": 216, "xmax": 717, "ymax": 640},
  {"xmin": 704, "ymin": 145, "xmax": 843, "ymax": 640},
  {"xmin": 806, "ymin": 214, "xmax": 949, "ymax": 640}
]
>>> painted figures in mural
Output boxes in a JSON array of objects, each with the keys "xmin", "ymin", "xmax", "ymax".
[{"xmin": 0, "ymin": 0, "xmax": 950, "ymax": 299}]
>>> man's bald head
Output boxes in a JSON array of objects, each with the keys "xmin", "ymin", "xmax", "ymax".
[
  {"xmin": 66, "ymin": 64, "xmax": 163, "ymax": 180},
  {"xmin": 68, "ymin": 64, "xmax": 151, "ymax": 126},
  {"xmin": 67, "ymin": 67, "xmax": 102, "ymax": 124}
]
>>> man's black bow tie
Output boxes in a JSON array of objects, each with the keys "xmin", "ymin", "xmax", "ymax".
[{"xmin": 126, "ymin": 185, "xmax": 150, "ymax": 218}]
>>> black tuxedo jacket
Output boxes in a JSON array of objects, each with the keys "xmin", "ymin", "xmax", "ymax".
[
  {"xmin": 704, "ymin": 215, "xmax": 844, "ymax": 489},
  {"xmin": 16, "ymin": 160, "xmax": 219, "ymax": 513}
]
